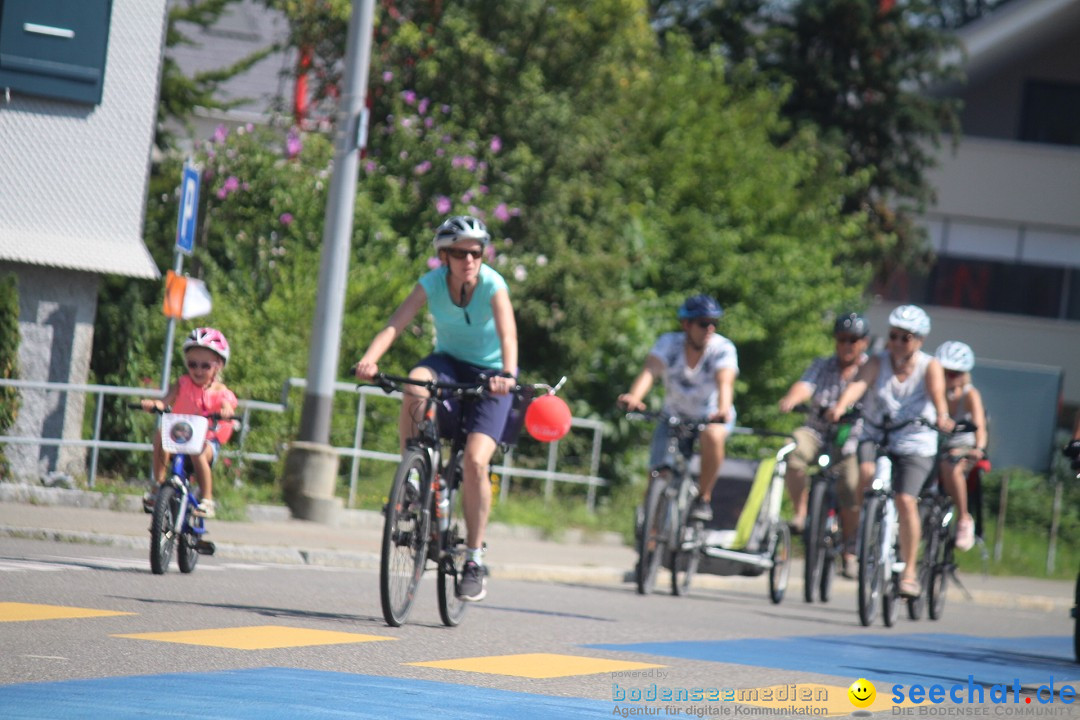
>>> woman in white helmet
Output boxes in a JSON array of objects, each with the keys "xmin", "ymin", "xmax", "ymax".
[
  {"xmin": 827, "ymin": 305, "xmax": 952, "ymax": 598},
  {"xmin": 935, "ymin": 341, "xmax": 986, "ymax": 551},
  {"xmin": 354, "ymin": 215, "xmax": 517, "ymax": 603}
]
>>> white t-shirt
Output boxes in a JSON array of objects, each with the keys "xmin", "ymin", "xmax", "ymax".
[{"xmin": 648, "ymin": 332, "xmax": 739, "ymax": 419}]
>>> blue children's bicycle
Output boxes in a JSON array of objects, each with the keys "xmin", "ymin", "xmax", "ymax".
[{"xmin": 134, "ymin": 405, "xmax": 219, "ymax": 574}]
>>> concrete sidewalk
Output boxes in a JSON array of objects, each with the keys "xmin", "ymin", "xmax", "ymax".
[{"xmin": 0, "ymin": 482, "xmax": 1073, "ymax": 611}]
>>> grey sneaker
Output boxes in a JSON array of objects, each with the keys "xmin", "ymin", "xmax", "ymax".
[
  {"xmin": 689, "ymin": 498, "xmax": 713, "ymax": 523},
  {"xmin": 457, "ymin": 561, "xmax": 487, "ymax": 602}
]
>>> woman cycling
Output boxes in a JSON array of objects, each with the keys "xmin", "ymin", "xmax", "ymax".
[
  {"xmin": 354, "ymin": 215, "xmax": 517, "ymax": 602},
  {"xmin": 826, "ymin": 305, "xmax": 951, "ymax": 598}
]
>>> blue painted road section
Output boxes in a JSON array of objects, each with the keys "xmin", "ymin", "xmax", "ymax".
[
  {"xmin": 587, "ymin": 634, "xmax": 1078, "ymax": 688},
  {"xmin": 0, "ymin": 667, "xmax": 610, "ymax": 720}
]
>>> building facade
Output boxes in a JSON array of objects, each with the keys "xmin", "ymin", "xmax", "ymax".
[{"xmin": 0, "ymin": 0, "xmax": 166, "ymax": 480}]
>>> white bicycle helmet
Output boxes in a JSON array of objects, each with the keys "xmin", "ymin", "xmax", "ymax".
[
  {"xmin": 182, "ymin": 327, "xmax": 230, "ymax": 365},
  {"xmin": 935, "ymin": 341, "xmax": 974, "ymax": 372},
  {"xmin": 433, "ymin": 215, "xmax": 491, "ymax": 250},
  {"xmin": 887, "ymin": 304, "xmax": 931, "ymax": 337}
]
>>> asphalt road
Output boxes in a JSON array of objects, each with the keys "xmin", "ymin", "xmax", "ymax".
[{"xmin": 1, "ymin": 536, "xmax": 1078, "ymax": 719}]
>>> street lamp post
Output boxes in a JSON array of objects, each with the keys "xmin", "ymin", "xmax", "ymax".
[{"xmin": 282, "ymin": 0, "xmax": 376, "ymax": 523}]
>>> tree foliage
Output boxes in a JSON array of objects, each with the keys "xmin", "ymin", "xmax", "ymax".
[
  {"xmin": 96, "ymin": 0, "xmax": 879, "ymax": 492},
  {"xmin": 649, "ymin": 0, "xmax": 964, "ymax": 281},
  {"xmin": 0, "ymin": 273, "xmax": 20, "ymax": 475}
]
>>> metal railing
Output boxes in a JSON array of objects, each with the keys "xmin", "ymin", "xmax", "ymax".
[
  {"xmin": 2, "ymin": 376, "xmax": 609, "ymax": 510},
  {"xmin": 281, "ymin": 378, "xmax": 608, "ymax": 510},
  {"xmin": 0, "ymin": 378, "xmax": 284, "ymax": 487}
]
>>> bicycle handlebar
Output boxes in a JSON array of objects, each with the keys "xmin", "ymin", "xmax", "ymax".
[
  {"xmin": 791, "ymin": 403, "xmax": 861, "ymax": 425},
  {"xmin": 363, "ymin": 371, "xmax": 566, "ymax": 398},
  {"xmin": 129, "ymin": 403, "xmax": 234, "ymax": 423},
  {"xmin": 625, "ymin": 411, "xmax": 793, "ymax": 440}
]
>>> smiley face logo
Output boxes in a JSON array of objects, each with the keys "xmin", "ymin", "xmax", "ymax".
[{"xmin": 848, "ymin": 678, "xmax": 876, "ymax": 708}]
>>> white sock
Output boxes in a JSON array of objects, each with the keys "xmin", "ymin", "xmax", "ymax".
[{"xmin": 466, "ymin": 547, "xmax": 484, "ymax": 566}]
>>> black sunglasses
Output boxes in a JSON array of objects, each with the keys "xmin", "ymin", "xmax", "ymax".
[
  {"xmin": 694, "ymin": 319, "xmax": 718, "ymax": 329},
  {"xmin": 445, "ymin": 248, "xmax": 483, "ymax": 260},
  {"xmin": 835, "ymin": 335, "xmax": 862, "ymax": 344},
  {"xmin": 187, "ymin": 360, "xmax": 215, "ymax": 371},
  {"xmin": 888, "ymin": 331, "xmax": 917, "ymax": 343}
]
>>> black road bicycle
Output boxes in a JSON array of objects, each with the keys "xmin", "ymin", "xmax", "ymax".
[
  {"xmin": 628, "ymin": 412, "xmax": 712, "ymax": 597},
  {"xmin": 909, "ymin": 435, "xmax": 978, "ymax": 622},
  {"xmin": 369, "ymin": 372, "xmax": 563, "ymax": 627},
  {"xmin": 794, "ymin": 405, "xmax": 859, "ymax": 604}
]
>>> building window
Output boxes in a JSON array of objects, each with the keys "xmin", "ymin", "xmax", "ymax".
[
  {"xmin": 876, "ymin": 256, "xmax": 1068, "ymax": 319},
  {"xmin": 1020, "ymin": 80, "xmax": 1080, "ymax": 148}
]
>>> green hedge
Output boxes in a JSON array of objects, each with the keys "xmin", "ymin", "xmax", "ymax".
[{"xmin": 0, "ymin": 273, "xmax": 20, "ymax": 475}]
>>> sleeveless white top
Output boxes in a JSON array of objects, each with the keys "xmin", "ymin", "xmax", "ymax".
[{"xmin": 864, "ymin": 350, "xmax": 938, "ymax": 457}]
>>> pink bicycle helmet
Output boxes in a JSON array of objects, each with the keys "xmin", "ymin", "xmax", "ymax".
[{"xmin": 182, "ymin": 327, "xmax": 230, "ymax": 365}]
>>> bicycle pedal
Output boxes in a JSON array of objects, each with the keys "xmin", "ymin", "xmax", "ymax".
[{"xmin": 195, "ymin": 540, "xmax": 216, "ymax": 555}]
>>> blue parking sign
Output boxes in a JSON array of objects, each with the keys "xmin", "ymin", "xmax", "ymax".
[{"xmin": 175, "ymin": 164, "xmax": 200, "ymax": 254}]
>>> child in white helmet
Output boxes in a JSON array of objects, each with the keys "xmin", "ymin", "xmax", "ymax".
[{"xmin": 935, "ymin": 341, "xmax": 987, "ymax": 552}]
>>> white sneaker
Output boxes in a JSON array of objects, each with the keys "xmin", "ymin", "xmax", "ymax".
[{"xmin": 955, "ymin": 514, "xmax": 975, "ymax": 551}]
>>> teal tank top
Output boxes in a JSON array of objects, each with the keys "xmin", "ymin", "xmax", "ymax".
[{"xmin": 418, "ymin": 264, "xmax": 508, "ymax": 368}]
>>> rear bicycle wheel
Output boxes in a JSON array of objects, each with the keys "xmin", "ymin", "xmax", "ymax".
[
  {"xmin": 857, "ymin": 495, "xmax": 884, "ymax": 627},
  {"xmin": 804, "ymin": 480, "xmax": 829, "ymax": 603},
  {"xmin": 636, "ymin": 476, "xmax": 669, "ymax": 595},
  {"xmin": 769, "ymin": 523, "xmax": 792, "ymax": 604},
  {"xmin": 178, "ymin": 527, "xmax": 199, "ymax": 573},
  {"xmin": 380, "ymin": 450, "xmax": 430, "ymax": 627},
  {"xmin": 150, "ymin": 483, "xmax": 179, "ymax": 575}
]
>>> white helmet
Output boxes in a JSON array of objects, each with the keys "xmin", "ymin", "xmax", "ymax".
[
  {"xmin": 433, "ymin": 215, "xmax": 490, "ymax": 250},
  {"xmin": 888, "ymin": 304, "xmax": 931, "ymax": 336},
  {"xmin": 935, "ymin": 341, "xmax": 974, "ymax": 372}
]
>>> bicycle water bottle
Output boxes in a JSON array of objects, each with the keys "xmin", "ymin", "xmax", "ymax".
[
  {"xmin": 436, "ymin": 477, "xmax": 449, "ymax": 533},
  {"xmin": 873, "ymin": 456, "xmax": 892, "ymax": 490}
]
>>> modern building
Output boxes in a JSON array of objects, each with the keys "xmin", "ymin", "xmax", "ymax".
[
  {"xmin": 0, "ymin": 0, "xmax": 166, "ymax": 480},
  {"xmin": 869, "ymin": 0, "xmax": 1080, "ymax": 426}
]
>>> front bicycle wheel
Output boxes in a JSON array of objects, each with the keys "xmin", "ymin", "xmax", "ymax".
[
  {"xmin": 1073, "ymin": 570, "xmax": 1080, "ymax": 663},
  {"xmin": 150, "ymin": 483, "xmax": 178, "ymax": 575},
  {"xmin": 636, "ymin": 476, "xmax": 669, "ymax": 595},
  {"xmin": 380, "ymin": 450, "xmax": 430, "ymax": 627},
  {"xmin": 769, "ymin": 522, "xmax": 792, "ymax": 604},
  {"xmin": 670, "ymin": 486, "xmax": 701, "ymax": 597},
  {"xmin": 437, "ymin": 484, "xmax": 468, "ymax": 627},
  {"xmin": 928, "ymin": 522, "xmax": 951, "ymax": 620},
  {"xmin": 882, "ymin": 530, "xmax": 901, "ymax": 628},
  {"xmin": 804, "ymin": 480, "xmax": 829, "ymax": 603},
  {"xmin": 857, "ymin": 495, "xmax": 884, "ymax": 627},
  {"xmin": 908, "ymin": 503, "xmax": 935, "ymax": 620}
]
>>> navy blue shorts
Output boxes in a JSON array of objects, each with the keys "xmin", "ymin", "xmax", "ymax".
[{"xmin": 416, "ymin": 353, "xmax": 514, "ymax": 444}]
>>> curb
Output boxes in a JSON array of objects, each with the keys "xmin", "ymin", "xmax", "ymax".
[{"xmin": 0, "ymin": 483, "xmax": 625, "ymax": 547}]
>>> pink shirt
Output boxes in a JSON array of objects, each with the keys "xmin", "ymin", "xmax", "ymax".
[{"xmin": 172, "ymin": 375, "xmax": 238, "ymax": 444}]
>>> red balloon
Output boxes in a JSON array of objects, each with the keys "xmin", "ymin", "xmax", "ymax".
[{"xmin": 524, "ymin": 394, "xmax": 572, "ymax": 442}]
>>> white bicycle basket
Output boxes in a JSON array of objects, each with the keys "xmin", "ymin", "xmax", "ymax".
[{"xmin": 160, "ymin": 414, "xmax": 209, "ymax": 455}]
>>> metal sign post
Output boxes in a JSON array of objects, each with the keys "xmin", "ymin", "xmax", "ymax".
[{"xmin": 161, "ymin": 162, "xmax": 200, "ymax": 393}]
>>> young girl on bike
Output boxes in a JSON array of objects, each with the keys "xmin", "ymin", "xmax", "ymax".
[
  {"xmin": 827, "ymin": 305, "xmax": 952, "ymax": 598},
  {"xmin": 354, "ymin": 215, "xmax": 518, "ymax": 602},
  {"xmin": 934, "ymin": 341, "xmax": 987, "ymax": 552},
  {"xmin": 141, "ymin": 327, "xmax": 237, "ymax": 519}
]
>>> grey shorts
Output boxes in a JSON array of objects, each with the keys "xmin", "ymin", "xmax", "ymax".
[{"xmin": 858, "ymin": 440, "xmax": 935, "ymax": 497}]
